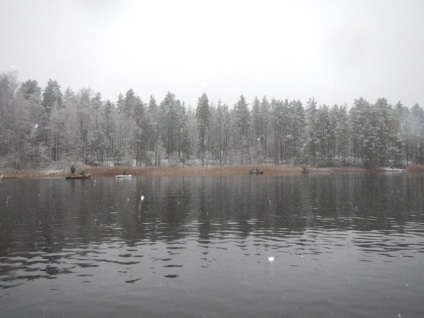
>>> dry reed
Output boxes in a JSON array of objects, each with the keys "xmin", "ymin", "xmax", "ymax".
[
  {"xmin": 0, "ymin": 169, "xmax": 65, "ymax": 179},
  {"xmin": 0, "ymin": 165, "xmax": 370, "ymax": 178},
  {"xmin": 406, "ymin": 165, "xmax": 424, "ymax": 173},
  {"xmin": 131, "ymin": 165, "xmax": 308, "ymax": 176}
]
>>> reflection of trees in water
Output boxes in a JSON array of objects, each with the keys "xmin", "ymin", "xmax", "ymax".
[
  {"xmin": 193, "ymin": 176, "xmax": 311, "ymax": 242},
  {"xmin": 191, "ymin": 174, "xmax": 424, "ymax": 241},
  {"xmin": 119, "ymin": 177, "xmax": 193, "ymax": 244},
  {"xmin": 0, "ymin": 179, "xmax": 104, "ymax": 283},
  {"xmin": 1, "ymin": 174, "xmax": 423, "ymax": 254},
  {"xmin": 197, "ymin": 177, "xmax": 212, "ymax": 242},
  {"xmin": 0, "ymin": 180, "xmax": 45, "ymax": 254},
  {"xmin": 111, "ymin": 175, "xmax": 424, "ymax": 244},
  {"xmin": 1, "ymin": 175, "xmax": 422, "ymax": 287},
  {"xmin": 350, "ymin": 174, "xmax": 420, "ymax": 231}
]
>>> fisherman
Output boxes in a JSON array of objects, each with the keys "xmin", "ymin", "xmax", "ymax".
[{"xmin": 70, "ymin": 165, "xmax": 76, "ymax": 175}]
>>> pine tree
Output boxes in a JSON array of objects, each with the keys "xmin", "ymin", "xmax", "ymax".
[
  {"xmin": 259, "ymin": 96, "xmax": 271, "ymax": 161},
  {"xmin": 147, "ymin": 95, "xmax": 161, "ymax": 166},
  {"xmin": 196, "ymin": 93, "xmax": 210, "ymax": 166},
  {"xmin": 41, "ymin": 79, "xmax": 64, "ymax": 161},
  {"xmin": 304, "ymin": 98, "xmax": 318, "ymax": 165},
  {"xmin": 234, "ymin": 95, "xmax": 250, "ymax": 164},
  {"xmin": 102, "ymin": 100, "xmax": 116, "ymax": 163},
  {"xmin": 18, "ymin": 80, "xmax": 44, "ymax": 164},
  {"xmin": 42, "ymin": 79, "xmax": 63, "ymax": 113},
  {"xmin": 410, "ymin": 104, "xmax": 424, "ymax": 164},
  {"xmin": 159, "ymin": 92, "xmax": 180, "ymax": 158}
]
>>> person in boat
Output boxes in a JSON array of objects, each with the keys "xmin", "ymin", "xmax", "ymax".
[
  {"xmin": 70, "ymin": 165, "xmax": 76, "ymax": 175},
  {"xmin": 302, "ymin": 166, "xmax": 309, "ymax": 173},
  {"xmin": 80, "ymin": 170, "xmax": 85, "ymax": 176}
]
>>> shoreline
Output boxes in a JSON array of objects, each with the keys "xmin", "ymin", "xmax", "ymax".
[{"xmin": 0, "ymin": 165, "xmax": 415, "ymax": 179}]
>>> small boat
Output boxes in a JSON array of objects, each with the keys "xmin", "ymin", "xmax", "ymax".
[
  {"xmin": 249, "ymin": 170, "xmax": 264, "ymax": 175},
  {"xmin": 0, "ymin": 175, "xmax": 16, "ymax": 179},
  {"xmin": 66, "ymin": 174, "xmax": 91, "ymax": 180},
  {"xmin": 115, "ymin": 174, "xmax": 132, "ymax": 178}
]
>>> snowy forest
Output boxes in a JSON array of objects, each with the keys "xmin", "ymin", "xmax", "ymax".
[{"xmin": 0, "ymin": 71, "xmax": 423, "ymax": 169}]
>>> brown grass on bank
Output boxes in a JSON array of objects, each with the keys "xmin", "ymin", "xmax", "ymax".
[
  {"xmin": 75, "ymin": 165, "xmax": 307, "ymax": 176},
  {"xmin": 96, "ymin": 165, "xmax": 319, "ymax": 176},
  {"xmin": 143, "ymin": 165, "xmax": 305, "ymax": 176},
  {"xmin": 406, "ymin": 165, "xmax": 424, "ymax": 173},
  {"xmin": 0, "ymin": 169, "xmax": 64, "ymax": 179},
  {"xmin": 0, "ymin": 165, "xmax": 370, "ymax": 178}
]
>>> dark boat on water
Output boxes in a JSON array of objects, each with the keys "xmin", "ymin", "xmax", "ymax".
[
  {"xmin": 249, "ymin": 170, "xmax": 264, "ymax": 175},
  {"xmin": 66, "ymin": 174, "xmax": 91, "ymax": 180}
]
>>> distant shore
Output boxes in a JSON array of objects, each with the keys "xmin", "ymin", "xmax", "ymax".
[{"xmin": 0, "ymin": 164, "xmax": 419, "ymax": 179}]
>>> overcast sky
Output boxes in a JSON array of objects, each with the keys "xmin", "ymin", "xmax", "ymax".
[{"xmin": 1, "ymin": 0, "xmax": 423, "ymax": 108}]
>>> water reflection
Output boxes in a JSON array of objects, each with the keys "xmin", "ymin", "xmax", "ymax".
[
  {"xmin": 0, "ymin": 174, "xmax": 423, "ymax": 317},
  {"xmin": 1, "ymin": 175, "xmax": 424, "ymax": 253}
]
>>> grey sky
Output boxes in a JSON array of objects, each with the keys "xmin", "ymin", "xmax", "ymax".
[{"xmin": 1, "ymin": 0, "xmax": 423, "ymax": 108}]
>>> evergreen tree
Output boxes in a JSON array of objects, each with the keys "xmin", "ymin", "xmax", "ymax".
[
  {"xmin": 20, "ymin": 80, "xmax": 42, "ymax": 103},
  {"xmin": 234, "ymin": 95, "xmax": 250, "ymax": 164},
  {"xmin": 76, "ymin": 88, "xmax": 93, "ymax": 162},
  {"xmin": 41, "ymin": 79, "xmax": 64, "ymax": 160},
  {"xmin": 218, "ymin": 102, "xmax": 231, "ymax": 165},
  {"xmin": 18, "ymin": 80, "xmax": 44, "ymax": 164},
  {"xmin": 147, "ymin": 95, "xmax": 162, "ymax": 165},
  {"xmin": 102, "ymin": 100, "xmax": 116, "ymax": 162},
  {"xmin": 89, "ymin": 92, "xmax": 105, "ymax": 162},
  {"xmin": 410, "ymin": 104, "xmax": 424, "ymax": 164},
  {"xmin": 259, "ymin": 96, "xmax": 271, "ymax": 160},
  {"xmin": 124, "ymin": 88, "xmax": 136, "ymax": 119},
  {"xmin": 290, "ymin": 100, "xmax": 306, "ymax": 163},
  {"xmin": 61, "ymin": 88, "xmax": 80, "ymax": 162},
  {"xmin": 304, "ymin": 98, "xmax": 319, "ymax": 165},
  {"xmin": 177, "ymin": 102, "xmax": 191, "ymax": 164},
  {"xmin": 196, "ymin": 93, "xmax": 210, "ymax": 166},
  {"xmin": 332, "ymin": 104, "xmax": 351, "ymax": 166},
  {"xmin": 42, "ymin": 79, "xmax": 63, "ymax": 113},
  {"xmin": 3, "ymin": 70, "xmax": 424, "ymax": 168},
  {"xmin": 250, "ymin": 97, "xmax": 262, "ymax": 164},
  {"xmin": 159, "ymin": 92, "xmax": 180, "ymax": 157},
  {"xmin": 133, "ymin": 96, "xmax": 148, "ymax": 166}
]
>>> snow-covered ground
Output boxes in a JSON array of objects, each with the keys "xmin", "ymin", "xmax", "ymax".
[{"xmin": 379, "ymin": 167, "xmax": 405, "ymax": 172}]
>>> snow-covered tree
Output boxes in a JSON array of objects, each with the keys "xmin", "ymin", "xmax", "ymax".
[{"xmin": 196, "ymin": 93, "xmax": 210, "ymax": 166}]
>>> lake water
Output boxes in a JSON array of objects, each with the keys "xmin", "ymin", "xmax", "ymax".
[{"xmin": 0, "ymin": 174, "xmax": 423, "ymax": 317}]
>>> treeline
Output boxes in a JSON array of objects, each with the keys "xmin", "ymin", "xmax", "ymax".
[{"xmin": 0, "ymin": 71, "xmax": 423, "ymax": 169}]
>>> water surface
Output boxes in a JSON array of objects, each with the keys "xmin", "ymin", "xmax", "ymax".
[{"xmin": 0, "ymin": 174, "xmax": 423, "ymax": 317}]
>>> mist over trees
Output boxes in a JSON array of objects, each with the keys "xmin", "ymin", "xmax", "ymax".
[{"xmin": 1, "ymin": 71, "xmax": 423, "ymax": 169}]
